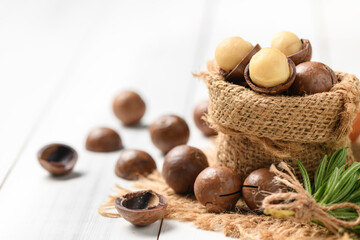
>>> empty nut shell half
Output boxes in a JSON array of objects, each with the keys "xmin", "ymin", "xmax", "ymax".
[
  {"xmin": 223, "ymin": 44, "xmax": 261, "ymax": 86},
  {"xmin": 288, "ymin": 39, "xmax": 312, "ymax": 65},
  {"xmin": 115, "ymin": 150, "xmax": 156, "ymax": 180},
  {"xmin": 115, "ymin": 190, "xmax": 168, "ymax": 226},
  {"xmin": 244, "ymin": 58, "xmax": 296, "ymax": 95},
  {"xmin": 85, "ymin": 127, "xmax": 123, "ymax": 152},
  {"xmin": 37, "ymin": 143, "xmax": 78, "ymax": 175}
]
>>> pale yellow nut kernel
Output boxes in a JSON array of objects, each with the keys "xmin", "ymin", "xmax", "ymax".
[
  {"xmin": 215, "ymin": 37, "xmax": 253, "ymax": 72},
  {"xmin": 249, "ymin": 48, "xmax": 290, "ymax": 88},
  {"xmin": 271, "ymin": 31, "xmax": 302, "ymax": 56}
]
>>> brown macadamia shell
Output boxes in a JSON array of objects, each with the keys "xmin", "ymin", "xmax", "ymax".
[
  {"xmin": 85, "ymin": 127, "xmax": 123, "ymax": 152},
  {"xmin": 149, "ymin": 115, "xmax": 190, "ymax": 153},
  {"xmin": 193, "ymin": 100, "xmax": 217, "ymax": 137},
  {"xmin": 288, "ymin": 39, "xmax": 312, "ymax": 65},
  {"xmin": 162, "ymin": 145, "xmax": 209, "ymax": 194},
  {"xmin": 115, "ymin": 150, "xmax": 156, "ymax": 180},
  {"xmin": 245, "ymin": 58, "xmax": 296, "ymax": 95},
  {"xmin": 223, "ymin": 44, "xmax": 261, "ymax": 86},
  {"xmin": 113, "ymin": 90, "xmax": 146, "ymax": 126},
  {"xmin": 194, "ymin": 166, "xmax": 242, "ymax": 213},
  {"xmin": 242, "ymin": 168, "xmax": 286, "ymax": 210},
  {"xmin": 115, "ymin": 190, "xmax": 167, "ymax": 226},
  {"xmin": 289, "ymin": 61, "xmax": 337, "ymax": 96},
  {"xmin": 37, "ymin": 143, "xmax": 78, "ymax": 176}
]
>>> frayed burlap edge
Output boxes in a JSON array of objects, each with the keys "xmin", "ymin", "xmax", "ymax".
[{"xmin": 98, "ymin": 147, "xmax": 354, "ymax": 240}]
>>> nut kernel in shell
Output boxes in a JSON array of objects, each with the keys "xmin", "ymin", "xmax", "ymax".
[
  {"xmin": 194, "ymin": 166, "xmax": 242, "ymax": 213},
  {"xmin": 288, "ymin": 39, "xmax": 312, "ymax": 65},
  {"xmin": 115, "ymin": 149, "xmax": 156, "ymax": 180},
  {"xmin": 249, "ymin": 48, "xmax": 290, "ymax": 88},
  {"xmin": 224, "ymin": 44, "xmax": 261, "ymax": 86},
  {"xmin": 244, "ymin": 58, "xmax": 296, "ymax": 95},
  {"xmin": 215, "ymin": 37, "xmax": 253, "ymax": 72},
  {"xmin": 271, "ymin": 31, "xmax": 302, "ymax": 56}
]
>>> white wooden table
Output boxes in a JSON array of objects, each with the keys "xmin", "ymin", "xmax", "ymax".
[{"xmin": 0, "ymin": 0, "xmax": 359, "ymax": 239}]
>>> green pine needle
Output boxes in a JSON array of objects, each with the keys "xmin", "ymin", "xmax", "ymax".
[
  {"xmin": 296, "ymin": 147, "xmax": 360, "ymax": 234},
  {"xmin": 297, "ymin": 159, "xmax": 312, "ymax": 194}
]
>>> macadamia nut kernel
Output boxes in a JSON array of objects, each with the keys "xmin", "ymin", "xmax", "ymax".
[
  {"xmin": 215, "ymin": 37, "xmax": 253, "ymax": 72},
  {"xmin": 271, "ymin": 31, "xmax": 302, "ymax": 56},
  {"xmin": 249, "ymin": 48, "xmax": 290, "ymax": 88}
]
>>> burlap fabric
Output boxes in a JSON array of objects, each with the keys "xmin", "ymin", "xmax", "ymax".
[
  {"xmin": 99, "ymin": 148, "xmax": 355, "ymax": 239},
  {"xmin": 196, "ymin": 61, "xmax": 360, "ymax": 181}
]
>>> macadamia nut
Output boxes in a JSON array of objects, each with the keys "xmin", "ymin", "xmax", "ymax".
[
  {"xmin": 215, "ymin": 37, "xmax": 253, "ymax": 72},
  {"xmin": 271, "ymin": 31, "xmax": 302, "ymax": 56},
  {"xmin": 249, "ymin": 48, "xmax": 290, "ymax": 88}
]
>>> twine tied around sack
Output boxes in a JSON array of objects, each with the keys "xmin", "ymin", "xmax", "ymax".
[{"xmin": 262, "ymin": 162, "xmax": 360, "ymax": 234}]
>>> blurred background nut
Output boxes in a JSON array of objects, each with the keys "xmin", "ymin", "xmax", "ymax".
[
  {"xmin": 85, "ymin": 127, "xmax": 123, "ymax": 152},
  {"xmin": 193, "ymin": 100, "xmax": 217, "ymax": 137},
  {"xmin": 113, "ymin": 90, "xmax": 146, "ymax": 126},
  {"xmin": 115, "ymin": 149, "xmax": 156, "ymax": 180},
  {"xmin": 149, "ymin": 114, "xmax": 190, "ymax": 153}
]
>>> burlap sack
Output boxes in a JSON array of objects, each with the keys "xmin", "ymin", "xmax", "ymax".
[{"xmin": 197, "ymin": 61, "xmax": 360, "ymax": 181}]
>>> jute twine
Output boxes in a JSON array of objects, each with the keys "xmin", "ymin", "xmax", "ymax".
[
  {"xmin": 263, "ymin": 162, "xmax": 360, "ymax": 235},
  {"xmin": 195, "ymin": 61, "xmax": 360, "ymax": 181},
  {"xmin": 98, "ymin": 148, "xmax": 354, "ymax": 240}
]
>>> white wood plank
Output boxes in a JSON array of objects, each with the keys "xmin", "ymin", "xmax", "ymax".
[
  {"xmin": 0, "ymin": 1, "xmax": 209, "ymax": 239},
  {"xmin": 0, "ymin": 0, "xmax": 115, "ymax": 184}
]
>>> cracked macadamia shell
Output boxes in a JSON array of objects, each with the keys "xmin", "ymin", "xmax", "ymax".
[
  {"xmin": 115, "ymin": 190, "xmax": 167, "ymax": 226},
  {"xmin": 194, "ymin": 166, "xmax": 242, "ymax": 213},
  {"xmin": 242, "ymin": 168, "xmax": 286, "ymax": 210},
  {"xmin": 37, "ymin": 143, "xmax": 78, "ymax": 175},
  {"xmin": 271, "ymin": 31, "xmax": 302, "ymax": 56},
  {"xmin": 249, "ymin": 48, "xmax": 290, "ymax": 88}
]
